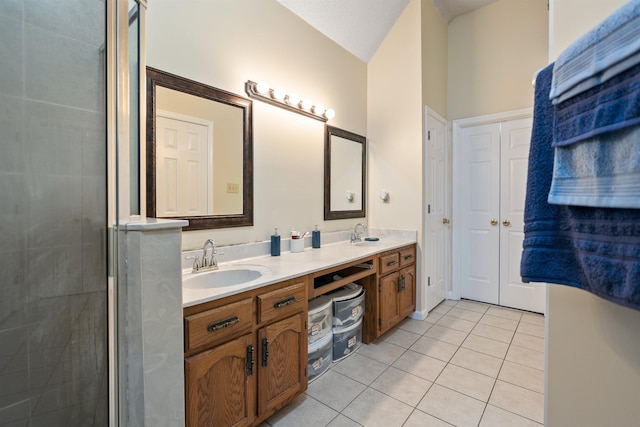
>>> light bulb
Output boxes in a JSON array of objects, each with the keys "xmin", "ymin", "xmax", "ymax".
[
  {"xmin": 324, "ymin": 108, "xmax": 335, "ymax": 119},
  {"xmin": 286, "ymin": 93, "xmax": 300, "ymax": 105},
  {"xmin": 256, "ymin": 81, "xmax": 269, "ymax": 95},
  {"xmin": 301, "ymin": 99, "xmax": 312, "ymax": 110},
  {"xmin": 272, "ymin": 87, "xmax": 285, "ymax": 100},
  {"xmin": 313, "ymin": 104, "xmax": 325, "ymax": 115}
]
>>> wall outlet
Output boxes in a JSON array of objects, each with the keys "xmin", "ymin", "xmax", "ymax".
[{"xmin": 226, "ymin": 183, "xmax": 240, "ymax": 193}]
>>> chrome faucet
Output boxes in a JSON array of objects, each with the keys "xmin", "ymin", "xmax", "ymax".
[
  {"xmin": 351, "ymin": 223, "xmax": 366, "ymax": 243},
  {"xmin": 186, "ymin": 239, "xmax": 222, "ymax": 273}
]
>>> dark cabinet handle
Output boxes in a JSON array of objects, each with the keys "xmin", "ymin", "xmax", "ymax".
[
  {"xmin": 274, "ymin": 297, "xmax": 297, "ymax": 309},
  {"xmin": 262, "ymin": 338, "xmax": 269, "ymax": 367},
  {"xmin": 404, "ymin": 254, "xmax": 414, "ymax": 261},
  {"xmin": 386, "ymin": 260, "xmax": 397, "ymax": 267},
  {"xmin": 246, "ymin": 345, "xmax": 255, "ymax": 376},
  {"xmin": 397, "ymin": 275, "xmax": 406, "ymax": 292},
  {"xmin": 207, "ymin": 316, "xmax": 240, "ymax": 332}
]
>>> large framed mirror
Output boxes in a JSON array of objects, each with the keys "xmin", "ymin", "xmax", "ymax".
[
  {"xmin": 146, "ymin": 67, "xmax": 253, "ymax": 230},
  {"xmin": 324, "ymin": 125, "xmax": 366, "ymax": 220}
]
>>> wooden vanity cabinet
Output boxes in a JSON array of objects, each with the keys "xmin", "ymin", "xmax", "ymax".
[
  {"xmin": 376, "ymin": 244, "xmax": 417, "ymax": 337},
  {"xmin": 184, "ymin": 279, "xmax": 308, "ymax": 427}
]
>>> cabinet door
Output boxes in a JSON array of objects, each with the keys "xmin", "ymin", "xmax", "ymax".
[
  {"xmin": 399, "ymin": 266, "xmax": 416, "ymax": 319},
  {"xmin": 257, "ymin": 313, "xmax": 307, "ymax": 417},
  {"xmin": 185, "ymin": 334, "xmax": 256, "ymax": 427},
  {"xmin": 379, "ymin": 273, "xmax": 400, "ymax": 335}
]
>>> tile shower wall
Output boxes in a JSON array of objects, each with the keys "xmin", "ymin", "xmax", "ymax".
[{"xmin": 0, "ymin": 1, "xmax": 108, "ymax": 425}]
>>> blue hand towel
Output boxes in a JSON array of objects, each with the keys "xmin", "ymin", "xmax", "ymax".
[
  {"xmin": 550, "ymin": 0, "xmax": 640, "ymax": 104},
  {"xmin": 521, "ymin": 64, "xmax": 640, "ymax": 311}
]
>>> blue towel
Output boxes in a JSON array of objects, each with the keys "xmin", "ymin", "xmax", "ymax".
[
  {"xmin": 548, "ymin": 125, "xmax": 640, "ymax": 208},
  {"xmin": 552, "ymin": 61, "xmax": 640, "ymax": 147},
  {"xmin": 550, "ymin": 0, "xmax": 640, "ymax": 104},
  {"xmin": 521, "ymin": 64, "xmax": 640, "ymax": 311}
]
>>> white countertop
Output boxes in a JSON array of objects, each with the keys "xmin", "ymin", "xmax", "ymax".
[{"xmin": 183, "ymin": 237, "xmax": 416, "ymax": 307}]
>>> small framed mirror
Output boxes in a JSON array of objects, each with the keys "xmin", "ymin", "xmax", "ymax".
[
  {"xmin": 146, "ymin": 67, "xmax": 253, "ymax": 230},
  {"xmin": 324, "ymin": 125, "xmax": 366, "ymax": 220}
]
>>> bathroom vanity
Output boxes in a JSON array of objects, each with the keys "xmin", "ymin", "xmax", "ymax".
[{"xmin": 182, "ymin": 238, "xmax": 416, "ymax": 427}]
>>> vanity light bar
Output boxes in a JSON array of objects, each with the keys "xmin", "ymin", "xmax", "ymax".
[{"xmin": 245, "ymin": 80, "xmax": 335, "ymax": 122}]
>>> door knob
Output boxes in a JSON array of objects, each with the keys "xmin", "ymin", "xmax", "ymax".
[
  {"xmin": 502, "ymin": 219, "xmax": 511, "ymax": 227},
  {"xmin": 490, "ymin": 219, "xmax": 498, "ymax": 226},
  {"xmin": 442, "ymin": 218, "xmax": 450, "ymax": 225}
]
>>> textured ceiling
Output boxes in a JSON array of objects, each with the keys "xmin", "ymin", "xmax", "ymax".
[{"xmin": 277, "ymin": 0, "xmax": 497, "ymax": 63}]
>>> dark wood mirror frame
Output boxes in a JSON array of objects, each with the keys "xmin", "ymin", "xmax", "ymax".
[
  {"xmin": 146, "ymin": 67, "xmax": 253, "ymax": 230},
  {"xmin": 324, "ymin": 125, "xmax": 366, "ymax": 220}
]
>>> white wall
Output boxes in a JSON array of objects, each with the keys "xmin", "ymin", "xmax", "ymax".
[
  {"xmin": 367, "ymin": 0, "xmax": 425, "ymax": 311},
  {"xmin": 546, "ymin": 1, "xmax": 640, "ymax": 426},
  {"xmin": 146, "ymin": 0, "xmax": 367, "ymax": 249},
  {"xmin": 447, "ymin": 0, "xmax": 548, "ymax": 120}
]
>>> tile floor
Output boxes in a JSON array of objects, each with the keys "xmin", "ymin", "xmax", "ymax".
[{"xmin": 263, "ymin": 299, "xmax": 545, "ymax": 427}]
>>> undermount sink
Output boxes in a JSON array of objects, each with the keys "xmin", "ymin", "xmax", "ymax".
[
  {"xmin": 183, "ymin": 264, "xmax": 271, "ymax": 290},
  {"xmin": 352, "ymin": 239, "xmax": 381, "ymax": 247}
]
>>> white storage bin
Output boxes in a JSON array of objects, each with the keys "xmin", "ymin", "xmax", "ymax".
[
  {"xmin": 332, "ymin": 318, "xmax": 362, "ymax": 361},
  {"xmin": 329, "ymin": 283, "xmax": 365, "ymax": 328},
  {"xmin": 308, "ymin": 331, "xmax": 332, "ymax": 382},
  {"xmin": 308, "ymin": 295, "xmax": 333, "ymax": 344}
]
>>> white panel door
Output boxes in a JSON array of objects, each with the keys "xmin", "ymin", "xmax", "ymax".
[
  {"xmin": 426, "ymin": 110, "xmax": 449, "ymax": 312},
  {"xmin": 459, "ymin": 123, "xmax": 501, "ymax": 304},
  {"xmin": 156, "ymin": 116, "xmax": 211, "ymax": 217},
  {"xmin": 499, "ymin": 118, "xmax": 546, "ymax": 313}
]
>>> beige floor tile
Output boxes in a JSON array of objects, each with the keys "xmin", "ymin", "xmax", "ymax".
[
  {"xmin": 425, "ymin": 325, "xmax": 468, "ymax": 346},
  {"xmin": 450, "ymin": 347, "xmax": 503, "ymax": 378},
  {"xmin": 436, "ymin": 315, "xmax": 476, "ymax": 333},
  {"xmin": 410, "ymin": 336, "xmax": 459, "ymax": 362},
  {"xmin": 498, "ymin": 360, "xmax": 544, "ymax": 393},
  {"xmin": 404, "ymin": 409, "xmax": 454, "ymax": 427},
  {"xmin": 472, "ymin": 323, "xmax": 515, "ymax": 344},
  {"xmin": 511, "ymin": 333, "xmax": 544, "ymax": 353},
  {"xmin": 435, "ymin": 364, "xmax": 495, "ymax": 402},
  {"xmin": 489, "ymin": 380, "xmax": 544, "ymax": 424},
  {"xmin": 357, "ymin": 340, "xmax": 405, "ymax": 365},
  {"xmin": 327, "ymin": 414, "xmax": 362, "ymax": 427},
  {"xmin": 520, "ymin": 313, "xmax": 545, "ymax": 326},
  {"xmin": 461, "ymin": 334, "xmax": 509, "ymax": 359},
  {"xmin": 370, "ymin": 366, "xmax": 432, "ymax": 407},
  {"xmin": 342, "ymin": 388, "xmax": 413, "ymax": 427},
  {"xmin": 396, "ymin": 317, "xmax": 433, "ymax": 335},
  {"xmin": 417, "ymin": 384, "xmax": 485, "ymax": 427},
  {"xmin": 505, "ymin": 345, "xmax": 544, "ymax": 371},
  {"xmin": 441, "ymin": 299, "xmax": 457, "ymax": 307},
  {"xmin": 393, "ymin": 349, "xmax": 447, "ymax": 381},
  {"xmin": 456, "ymin": 300, "xmax": 490, "ymax": 313},
  {"xmin": 267, "ymin": 393, "xmax": 338, "ymax": 427},
  {"xmin": 446, "ymin": 307, "xmax": 483, "ymax": 322},
  {"xmin": 516, "ymin": 322, "xmax": 545, "ymax": 338},
  {"xmin": 331, "ymin": 353, "xmax": 388, "ymax": 385},
  {"xmin": 431, "ymin": 304, "xmax": 452, "ymax": 315},
  {"xmin": 305, "ymin": 370, "xmax": 366, "ymax": 412},
  {"xmin": 486, "ymin": 306, "xmax": 523, "ymax": 321},
  {"xmin": 424, "ymin": 312, "xmax": 444, "ymax": 323},
  {"xmin": 479, "ymin": 314, "xmax": 519, "ymax": 331},
  {"xmin": 379, "ymin": 327, "xmax": 421, "ymax": 349},
  {"xmin": 480, "ymin": 404, "xmax": 543, "ymax": 427}
]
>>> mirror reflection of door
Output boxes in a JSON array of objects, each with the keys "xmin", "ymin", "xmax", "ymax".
[
  {"xmin": 156, "ymin": 111, "xmax": 213, "ymax": 217},
  {"xmin": 330, "ymin": 135, "xmax": 363, "ymax": 211}
]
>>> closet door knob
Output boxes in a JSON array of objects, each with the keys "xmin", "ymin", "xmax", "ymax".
[
  {"xmin": 442, "ymin": 218, "xmax": 450, "ymax": 225},
  {"xmin": 490, "ymin": 219, "xmax": 498, "ymax": 226},
  {"xmin": 502, "ymin": 219, "xmax": 511, "ymax": 227}
]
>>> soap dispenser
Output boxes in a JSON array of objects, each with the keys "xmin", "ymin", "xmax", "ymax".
[
  {"xmin": 312, "ymin": 225, "xmax": 321, "ymax": 248},
  {"xmin": 271, "ymin": 228, "xmax": 280, "ymax": 256}
]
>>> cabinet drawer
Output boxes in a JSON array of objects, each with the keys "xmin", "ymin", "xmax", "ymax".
[
  {"xmin": 184, "ymin": 297, "xmax": 253, "ymax": 351},
  {"xmin": 379, "ymin": 253, "xmax": 400, "ymax": 275},
  {"xmin": 258, "ymin": 281, "xmax": 306, "ymax": 324},
  {"xmin": 399, "ymin": 247, "xmax": 416, "ymax": 267}
]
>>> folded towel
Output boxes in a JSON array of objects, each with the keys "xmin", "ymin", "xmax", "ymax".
[
  {"xmin": 550, "ymin": 0, "xmax": 640, "ymax": 104},
  {"xmin": 521, "ymin": 64, "xmax": 640, "ymax": 311},
  {"xmin": 552, "ymin": 61, "xmax": 640, "ymax": 147},
  {"xmin": 548, "ymin": 125, "xmax": 640, "ymax": 208}
]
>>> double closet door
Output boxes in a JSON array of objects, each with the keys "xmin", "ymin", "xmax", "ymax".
[{"xmin": 456, "ymin": 116, "xmax": 545, "ymax": 313}]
